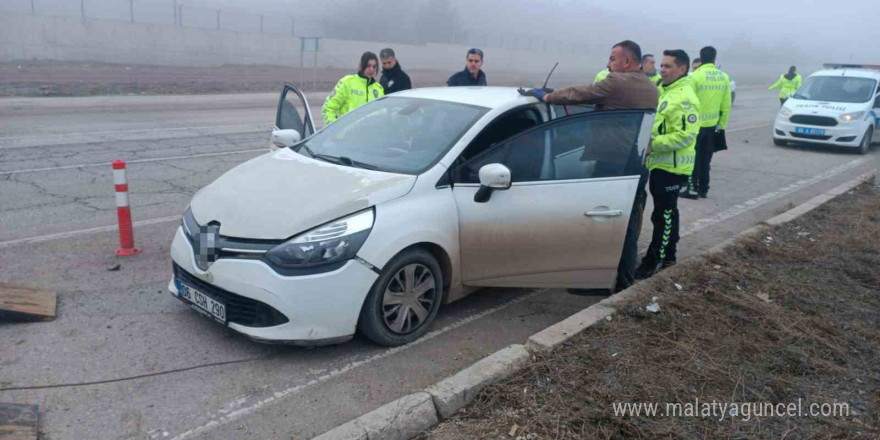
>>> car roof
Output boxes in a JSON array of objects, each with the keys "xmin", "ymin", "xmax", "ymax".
[
  {"xmin": 809, "ymin": 69, "xmax": 880, "ymax": 80},
  {"xmin": 387, "ymin": 87, "xmax": 534, "ymax": 109}
]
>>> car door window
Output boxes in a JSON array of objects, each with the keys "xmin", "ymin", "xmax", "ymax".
[
  {"xmin": 455, "ymin": 111, "xmax": 647, "ymax": 184},
  {"xmin": 276, "ymin": 84, "xmax": 315, "ymax": 138},
  {"xmin": 456, "ymin": 105, "xmax": 544, "ymax": 165}
]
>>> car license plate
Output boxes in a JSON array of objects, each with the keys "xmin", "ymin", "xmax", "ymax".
[
  {"xmin": 177, "ymin": 281, "xmax": 226, "ymax": 324},
  {"xmin": 795, "ymin": 127, "xmax": 825, "ymax": 136}
]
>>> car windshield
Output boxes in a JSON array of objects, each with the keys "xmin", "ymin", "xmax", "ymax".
[
  {"xmin": 793, "ymin": 76, "xmax": 877, "ymax": 103},
  {"xmin": 297, "ymin": 97, "xmax": 488, "ymax": 174}
]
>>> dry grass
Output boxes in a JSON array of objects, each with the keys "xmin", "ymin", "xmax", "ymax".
[{"xmin": 424, "ymin": 184, "xmax": 880, "ymax": 440}]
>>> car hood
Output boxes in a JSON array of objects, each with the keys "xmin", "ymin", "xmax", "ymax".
[
  {"xmin": 787, "ymin": 99, "xmax": 867, "ymax": 116},
  {"xmin": 190, "ymin": 148, "xmax": 416, "ymax": 239}
]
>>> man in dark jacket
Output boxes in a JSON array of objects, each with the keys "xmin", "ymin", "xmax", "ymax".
[
  {"xmin": 447, "ymin": 48, "xmax": 487, "ymax": 87},
  {"xmin": 379, "ymin": 48, "xmax": 412, "ymax": 95},
  {"xmin": 520, "ymin": 40, "xmax": 659, "ymax": 293}
]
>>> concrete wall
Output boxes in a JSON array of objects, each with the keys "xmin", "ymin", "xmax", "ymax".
[{"xmin": 0, "ymin": 12, "xmax": 602, "ymax": 75}]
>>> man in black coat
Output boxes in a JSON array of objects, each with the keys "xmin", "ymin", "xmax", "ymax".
[
  {"xmin": 447, "ymin": 48, "xmax": 487, "ymax": 87},
  {"xmin": 379, "ymin": 48, "xmax": 412, "ymax": 95}
]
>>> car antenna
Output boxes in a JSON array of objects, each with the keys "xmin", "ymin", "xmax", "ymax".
[{"xmin": 542, "ymin": 62, "xmax": 559, "ymax": 89}]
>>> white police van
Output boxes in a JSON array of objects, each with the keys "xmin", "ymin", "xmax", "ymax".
[{"xmin": 773, "ymin": 64, "xmax": 880, "ymax": 154}]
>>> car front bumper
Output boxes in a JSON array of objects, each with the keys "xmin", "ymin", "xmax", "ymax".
[
  {"xmin": 168, "ymin": 226, "xmax": 379, "ymax": 344},
  {"xmin": 773, "ymin": 117, "xmax": 869, "ymax": 148}
]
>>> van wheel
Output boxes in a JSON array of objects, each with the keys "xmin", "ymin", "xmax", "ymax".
[
  {"xmin": 358, "ymin": 248, "xmax": 443, "ymax": 346},
  {"xmin": 773, "ymin": 138, "xmax": 786, "ymax": 146},
  {"xmin": 857, "ymin": 128, "xmax": 872, "ymax": 155}
]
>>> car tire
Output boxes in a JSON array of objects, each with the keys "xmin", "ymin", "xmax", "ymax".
[
  {"xmin": 856, "ymin": 127, "xmax": 872, "ymax": 155},
  {"xmin": 357, "ymin": 248, "xmax": 443, "ymax": 346},
  {"xmin": 773, "ymin": 138, "xmax": 786, "ymax": 146}
]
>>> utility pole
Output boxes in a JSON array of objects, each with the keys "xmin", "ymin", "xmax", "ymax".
[
  {"xmin": 129, "ymin": 0, "xmax": 134, "ymax": 23},
  {"xmin": 80, "ymin": 0, "xmax": 85, "ymax": 21},
  {"xmin": 31, "ymin": 0, "xmax": 35, "ymax": 15},
  {"xmin": 173, "ymin": 0, "xmax": 177, "ymax": 26},
  {"xmin": 178, "ymin": 4, "xmax": 183, "ymax": 28}
]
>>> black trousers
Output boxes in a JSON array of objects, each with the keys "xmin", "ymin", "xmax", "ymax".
[
  {"xmin": 780, "ymin": 98, "xmax": 788, "ymax": 106},
  {"xmin": 690, "ymin": 126, "xmax": 715, "ymax": 195},
  {"xmin": 615, "ymin": 165, "xmax": 648, "ymax": 289},
  {"xmin": 642, "ymin": 169, "xmax": 687, "ymax": 268}
]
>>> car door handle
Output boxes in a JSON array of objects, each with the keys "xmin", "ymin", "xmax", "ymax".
[{"xmin": 584, "ymin": 210, "xmax": 623, "ymax": 217}]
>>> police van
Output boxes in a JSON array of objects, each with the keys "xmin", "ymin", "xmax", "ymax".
[{"xmin": 773, "ymin": 63, "xmax": 880, "ymax": 154}]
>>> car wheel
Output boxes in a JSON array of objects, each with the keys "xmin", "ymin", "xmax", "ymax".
[
  {"xmin": 857, "ymin": 127, "xmax": 872, "ymax": 155},
  {"xmin": 358, "ymin": 248, "xmax": 443, "ymax": 346},
  {"xmin": 773, "ymin": 138, "xmax": 786, "ymax": 146}
]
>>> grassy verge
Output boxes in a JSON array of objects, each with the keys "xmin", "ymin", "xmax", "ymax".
[{"xmin": 424, "ymin": 183, "xmax": 880, "ymax": 440}]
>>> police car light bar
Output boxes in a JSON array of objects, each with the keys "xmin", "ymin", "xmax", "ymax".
[{"xmin": 823, "ymin": 63, "xmax": 880, "ymax": 70}]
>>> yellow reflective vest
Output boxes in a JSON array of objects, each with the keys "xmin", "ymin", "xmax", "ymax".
[
  {"xmin": 594, "ymin": 68, "xmax": 610, "ymax": 83},
  {"xmin": 322, "ymin": 74, "xmax": 385, "ymax": 125},
  {"xmin": 769, "ymin": 74, "xmax": 803, "ymax": 99},
  {"xmin": 648, "ymin": 77, "xmax": 700, "ymax": 176},
  {"xmin": 689, "ymin": 63, "xmax": 732, "ymax": 129},
  {"xmin": 647, "ymin": 72, "xmax": 662, "ymax": 85}
]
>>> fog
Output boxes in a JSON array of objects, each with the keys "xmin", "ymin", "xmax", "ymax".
[
  {"xmin": 3, "ymin": 0, "xmax": 878, "ymax": 79},
  {"xmin": 187, "ymin": 0, "xmax": 880, "ymax": 63}
]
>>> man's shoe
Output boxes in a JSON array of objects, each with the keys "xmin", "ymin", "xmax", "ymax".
[
  {"xmin": 680, "ymin": 189, "xmax": 700, "ymax": 200},
  {"xmin": 566, "ymin": 288, "xmax": 611, "ymax": 296},
  {"xmin": 698, "ymin": 192, "xmax": 708, "ymax": 199}
]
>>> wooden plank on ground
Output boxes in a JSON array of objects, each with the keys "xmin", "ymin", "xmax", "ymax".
[
  {"xmin": 0, "ymin": 283, "xmax": 56, "ymax": 321},
  {"xmin": 0, "ymin": 403, "xmax": 39, "ymax": 440}
]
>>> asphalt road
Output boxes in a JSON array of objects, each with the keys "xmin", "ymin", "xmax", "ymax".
[{"xmin": 0, "ymin": 87, "xmax": 877, "ymax": 440}]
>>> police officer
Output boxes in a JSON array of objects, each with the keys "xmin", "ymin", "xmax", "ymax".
[
  {"xmin": 636, "ymin": 49, "xmax": 700, "ymax": 278},
  {"xmin": 641, "ymin": 54, "xmax": 662, "ymax": 86},
  {"xmin": 322, "ymin": 51, "xmax": 385, "ymax": 125},
  {"xmin": 594, "ymin": 68, "xmax": 610, "ymax": 83},
  {"xmin": 683, "ymin": 46, "xmax": 731, "ymax": 200},
  {"xmin": 769, "ymin": 66, "xmax": 802, "ymax": 106}
]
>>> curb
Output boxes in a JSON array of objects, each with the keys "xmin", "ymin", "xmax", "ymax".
[{"xmin": 311, "ymin": 169, "xmax": 876, "ymax": 440}]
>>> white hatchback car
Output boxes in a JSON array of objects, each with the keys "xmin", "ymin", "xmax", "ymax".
[
  {"xmin": 168, "ymin": 85, "xmax": 654, "ymax": 346},
  {"xmin": 773, "ymin": 64, "xmax": 880, "ymax": 154}
]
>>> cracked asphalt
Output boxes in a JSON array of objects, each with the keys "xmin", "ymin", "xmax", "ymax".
[{"xmin": 0, "ymin": 89, "xmax": 877, "ymax": 440}]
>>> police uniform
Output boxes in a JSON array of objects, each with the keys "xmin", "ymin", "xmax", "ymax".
[
  {"xmin": 769, "ymin": 73, "xmax": 803, "ymax": 105},
  {"xmin": 594, "ymin": 68, "xmax": 610, "ymax": 83},
  {"xmin": 636, "ymin": 76, "xmax": 700, "ymax": 276},
  {"xmin": 322, "ymin": 73, "xmax": 385, "ymax": 125},
  {"xmin": 686, "ymin": 63, "xmax": 731, "ymax": 198}
]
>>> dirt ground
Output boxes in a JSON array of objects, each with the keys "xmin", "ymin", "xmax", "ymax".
[
  {"xmin": 0, "ymin": 61, "xmax": 533, "ymax": 97},
  {"xmin": 423, "ymin": 184, "xmax": 880, "ymax": 440}
]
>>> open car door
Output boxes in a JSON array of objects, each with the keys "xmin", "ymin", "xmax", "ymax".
[
  {"xmin": 451, "ymin": 110, "xmax": 654, "ymax": 289},
  {"xmin": 271, "ymin": 83, "xmax": 316, "ymax": 149}
]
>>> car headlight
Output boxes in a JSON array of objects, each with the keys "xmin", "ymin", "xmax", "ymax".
[
  {"xmin": 839, "ymin": 111, "xmax": 865, "ymax": 122},
  {"xmin": 779, "ymin": 107, "xmax": 792, "ymax": 118},
  {"xmin": 265, "ymin": 208, "xmax": 374, "ymax": 270}
]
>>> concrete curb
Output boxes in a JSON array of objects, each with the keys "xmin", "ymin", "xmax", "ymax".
[
  {"xmin": 311, "ymin": 169, "xmax": 876, "ymax": 440},
  {"xmin": 313, "ymin": 392, "xmax": 437, "ymax": 440},
  {"xmin": 426, "ymin": 344, "xmax": 531, "ymax": 418}
]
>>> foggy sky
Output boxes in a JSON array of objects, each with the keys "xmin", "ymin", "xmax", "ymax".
[
  {"xmin": 184, "ymin": 0, "xmax": 879, "ymax": 63},
  {"xmin": 8, "ymin": 0, "xmax": 879, "ymax": 63}
]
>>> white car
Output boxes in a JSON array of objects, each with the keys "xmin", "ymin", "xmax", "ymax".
[
  {"xmin": 168, "ymin": 85, "xmax": 654, "ymax": 346},
  {"xmin": 773, "ymin": 64, "xmax": 880, "ymax": 154}
]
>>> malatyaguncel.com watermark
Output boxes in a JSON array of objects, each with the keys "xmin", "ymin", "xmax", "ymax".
[{"xmin": 613, "ymin": 399, "xmax": 850, "ymax": 421}]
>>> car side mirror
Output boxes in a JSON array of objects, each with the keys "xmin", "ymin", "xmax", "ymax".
[
  {"xmin": 474, "ymin": 163, "xmax": 511, "ymax": 203},
  {"xmin": 270, "ymin": 129, "xmax": 302, "ymax": 150}
]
